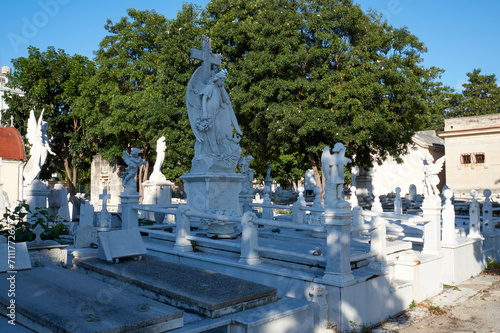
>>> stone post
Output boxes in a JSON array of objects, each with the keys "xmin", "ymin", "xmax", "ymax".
[
  {"xmin": 441, "ymin": 188, "xmax": 457, "ymax": 245},
  {"xmin": 292, "ymin": 186, "xmax": 306, "ymax": 224},
  {"xmin": 239, "ymin": 212, "xmax": 261, "ymax": 265},
  {"xmin": 368, "ymin": 216, "xmax": 387, "ymax": 271},
  {"xmin": 394, "ymin": 187, "xmax": 402, "ymax": 214},
  {"xmin": 120, "ymin": 189, "xmax": 141, "ymax": 230},
  {"xmin": 323, "ymin": 204, "xmax": 354, "ymax": 284},
  {"xmin": 421, "ymin": 195, "xmax": 442, "ymax": 255},
  {"xmin": 468, "ymin": 189, "xmax": 482, "ymax": 239},
  {"xmin": 174, "ymin": 205, "xmax": 192, "ymax": 252},
  {"xmin": 482, "ymin": 189, "xmax": 494, "ymax": 235},
  {"xmin": 371, "ymin": 189, "xmax": 383, "ymax": 213},
  {"xmin": 261, "ymin": 186, "xmax": 273, "ymax": 220}
]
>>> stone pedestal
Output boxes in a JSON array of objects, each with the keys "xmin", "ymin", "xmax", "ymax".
[
  {"xmin": 24, "ymin": 180, "xmax": 50, "ymax": 222},
  {"xmin": 120, "ymin": 189, "xmax": 141, "ymax": 230},
  {"xmin": 421, "ymin": 195, "xmax": 442, "ymax": 255},
  {"xmin": 142, "ymin": 180, "xmax": 173, "ymax": 223},
  {"xmin": 181, "ymin": 172, "xmax": 244, "ymax": 237},
  {"xmin": 322, "ymin": 201, "xmax": 355, "ymax": 285}
]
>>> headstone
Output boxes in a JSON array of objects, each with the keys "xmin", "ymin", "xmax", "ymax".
[
  {"xmin": 68, "ymin": 193, "xmax": 86, "ymax": 221},
  {"xmin": 97, "ymin": 189, "xmax": 111, "ymax": 231},
  {"xmin": 304, "ymin": 169, "xmax": 316, "ymax": 197},
  {"xmin": 74, "ymin": 225, "xmax": 98, "ymax": 249},
  {"xmin": 79, "ymin": 201, "xmax": 95, "ymax": 227},
  {"xmin": 48, "ymin": 184, "xmax": 70, "ymax": 221},
  {"xmin": 97, "ymin": 229, "xmax": 147, "ymax": 263},
  {"xmin": 0, "ymin": 242, "xmax": 31, "ymax": 273}
]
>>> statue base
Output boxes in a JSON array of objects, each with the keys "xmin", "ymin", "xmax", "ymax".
[
  {"xmin": 24, "ymin": 180, "xmax": 51, "ymax": 223},
  {"xmin": 142, "ymin": 180, "xmax": 173, "ymax": 223},
  {"xmin": 181, "ymin": 172, "xmax": 244, "ymax": 238}
]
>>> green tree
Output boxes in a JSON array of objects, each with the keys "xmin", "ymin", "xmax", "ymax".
[
  {"xmin": 4, "ymin": 46, "xmax": 96, "ymax": 195},
  {"xmin": 76, "ymin": 6, "xmax": 203, "ymax": 190},
  {"xmin": 448, "ymin": 68, "xmax": 500, "ymax": 118},
  {"xmin": 203, "ymin": 0, "xmax": 450, "ymax": 189}
]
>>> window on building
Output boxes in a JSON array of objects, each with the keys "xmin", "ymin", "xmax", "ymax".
[
  {"xmin": 461, "ymin": 154, "xmax": 472, "ymax": 164},
  {"xmin": 474, "ymin": 153, "xmax": 485, "ymax": 164}
]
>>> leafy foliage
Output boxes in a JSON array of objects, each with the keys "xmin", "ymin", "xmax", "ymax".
[
  {"xmin": 448, "ymin": 68, "xmax": 500, "ymax": 118},
  {"xmin": 1, "ymin": 203, "xmax": 69, "ymax": 242},
  {"xmin": 76, "ymin": 6, "xmax": 204, "ymax": 183},
  {"xmin": 203, "ymin": 0, "xmax": 450, "ymax": 186},
  {"xmin": 4, "ymin": 47, "xmax": 96, "ymax": 194}
]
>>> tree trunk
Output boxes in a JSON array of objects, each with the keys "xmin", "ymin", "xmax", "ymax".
[
  {"xmin": 63, "ymin": 158, "xmax": 77, "ymax": 196},
  {"xmin": 137, "ymin": 161, "xmax": 149, "ymax": 202},
  {"xmin": 309, "ymin": 152, "xmax": 324, "ymax": 200}
]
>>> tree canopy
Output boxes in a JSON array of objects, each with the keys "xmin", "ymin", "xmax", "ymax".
[
  {"xmin": 203, "ymin": 0, "xmax": 449, "ymax": 187},
  {"xmin": 448, "ymin": 68, "xmax": 500, "ymax": 118},
  {"xmin": 4, "ymin": 46, "xmax": 95, "ymax": 194},
  {"xmin": 75, "ymin": 6, "xmax": 203, "ymax": 188}
]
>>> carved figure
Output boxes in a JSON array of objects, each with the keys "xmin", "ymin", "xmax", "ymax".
[
  {"xmin": 422, "ymin": 154, "xmax": 445, "ymax": 198},
  {"xmin": 122, "ymin": 148, "xmax": 146, "ymax": 188},
  {"xmin": 150, "ymin": 136, "xmax": 167, "ymax": 183},
  {"xmin": 265, "ymin": 163, "xmax": 272, "ymax": 181},
  {"xmin": 23, "ymin": 109, "xmax": 55, "ymax": 185},
  {"xmin": 239, "ymin": 155, "xmax": 254, "ymax": 194},
  {"xmin": 186, "ymin": 36, "xmax": 242, "ymax": 169},
  {"xmin": 321, "ymin": 143, "xmax": 352, "ymax": 201}
]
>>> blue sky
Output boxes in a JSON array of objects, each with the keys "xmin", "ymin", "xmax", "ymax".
[{"xmin": 1, "ymin": 0, "xmax": 499, "ymax": 92}]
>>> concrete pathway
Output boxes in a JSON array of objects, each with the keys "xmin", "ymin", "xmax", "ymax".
[{"xmin": 374, "ymin": 274, "xmax": 500, "ymax": 332}]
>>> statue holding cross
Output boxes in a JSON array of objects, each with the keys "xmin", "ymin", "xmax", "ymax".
[{"xmin": 186, "ymin": 35, "xmax": 242, "ymax": 171}]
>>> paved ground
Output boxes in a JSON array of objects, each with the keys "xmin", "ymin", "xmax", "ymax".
[{"xmin": 374, "ymin": 273, "xmax": 500, "ymax": 333}]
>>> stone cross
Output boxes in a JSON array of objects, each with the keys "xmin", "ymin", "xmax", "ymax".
[
  {"xmin": 33, "ymin": 224, "xmax": 45, "ymax": 245},
  {"xmin": 99, "ymin": 189, "xmax": 110, "ymax": 213},
  {"xmin": 190, "ymin": 35, "xmax": 221, "ymax": 84}
]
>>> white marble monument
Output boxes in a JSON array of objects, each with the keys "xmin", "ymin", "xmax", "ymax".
[
  {"xmin": 142, "ymin": 136, "xmax": 173, "ymax": 223},
  {"xmin": 182, "ymin": 35, "xmax": 244, "ymax": 237}
]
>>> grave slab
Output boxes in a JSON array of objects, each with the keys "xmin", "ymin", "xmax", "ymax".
[
  {"xmin": 97, "ymin": 229, "xmax": 147, "ymax": 262},
  {"xmin": 0, "ymin": 264, "xmax": 183, "ymax": 332},
  {"xmin": 73, "ymin": 255, "xmax": 278, "ymax": 318},
  {"xmin": 0, "ymin": 242, "xmax": 31, "ymax": 273}
]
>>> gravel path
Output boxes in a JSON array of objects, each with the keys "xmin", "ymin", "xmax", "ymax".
[{"xmin": 373, "ymin": 274, "xmax": 500, "ymax": 333}]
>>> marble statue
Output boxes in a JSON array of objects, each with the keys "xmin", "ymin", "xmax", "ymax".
[
  {"xmin": 122, "ymin": 148, "xmax": 146, "ymax": 189},
  {"xmin": 23, "ymin": 109, "xmax": 55, "ymax": 185},
  {"xmin": 239, "ymin": 155, "xmax": 254, "ymax": 195},
  {"xmin": 150, "ymin": 136, "xmax": 167, "ymax": 183},
  {"xmin": 321, "ymin": 143, "xmax": 352, "ymax": 204},
  {"xmin": 265, "ymin": 163, "xmax": 272, "ymax": 181},
  {"xmin": 186, "ymin": 35, "xmax": 242, "ymax": 172},
  {"xmin": 422, "ymin": 154, "xmax": 445, "ymax": 198}
]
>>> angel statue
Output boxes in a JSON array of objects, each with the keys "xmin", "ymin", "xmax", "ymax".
[
  {"xmin": 23, "ymin": 109, "xmax": 55, "ymax": 185},
  {"xmin": 186, "ymin": 36, "xmax": 243, "ymax": 172},
  {"xmin": 122, "ymin": 148, "xmax": 147, "ymax": 189},
  {"xmin": 422, "ymin": 154, "xmax": 445, "ymax": 198},
  {"xmin": 321, "ymin": 143, "xmax": 352, "ymax": 206},
  {"xmin": 149, "ymin": 136, "xmax": 167, "ymax": 183}
]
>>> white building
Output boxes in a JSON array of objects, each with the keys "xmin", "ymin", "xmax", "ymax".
[{"xmin": 0, "ymin": 66, "xmax": 25, "ymax": 124}]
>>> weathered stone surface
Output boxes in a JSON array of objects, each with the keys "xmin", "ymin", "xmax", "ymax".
[
  {"xmin": 97, "ymin": 229, "xmax": 147, "ymax": 262},
  {"xmin": 74, "ymin": 255, "xmax": 277, "ymax": 318},
  {"xmin": 0, "ymin": 242, "xmax": 31, "ymax": 273},
  {"xmin": 0, "ymin": 264, "xmax": 183, "ymax": 332}
]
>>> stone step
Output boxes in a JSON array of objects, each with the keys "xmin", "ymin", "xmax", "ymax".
[
  {"xmin": 0, "ymin": 264, "xmax": 183, "ymax": 333},
  {"xmin": 73, "ymin": 255, "xmax": 278, "ymax": 319}
]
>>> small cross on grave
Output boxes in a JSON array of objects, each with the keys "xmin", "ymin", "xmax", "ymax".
[
  {"xmin": 99, "ymin": 189, "xmax": 111, "ymax": 213},
  {"xmin": 33, "ymin": 224, "xmax": 45, "ymax": 246},
  {"xmin": 190, "ymin": 35, "xmax": 222, "ymax": 84}
]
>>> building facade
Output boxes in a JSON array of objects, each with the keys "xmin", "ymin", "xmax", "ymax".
[{"xmin": 438, "ymin": 113, "xmax": 500, "ymax": 195}]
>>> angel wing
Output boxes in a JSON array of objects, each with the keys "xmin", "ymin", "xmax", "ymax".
[
  {"xmin": 122, "ymin": 150, "xmax": 132, "ymax": 166},
  {"xmin": 321, "ymin": 146, "xmax": 332, "ymax": 184},
  {"xmin": 432, "ymin": 156, "xmax": 446, "ymax": 173},
  {"xmin": 185, "ymin": 66, "xmax": 205, "ymax": 142},
  {"xmin": 26, "ymin": 109, "xmax": 38, "ymax": 147}
]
